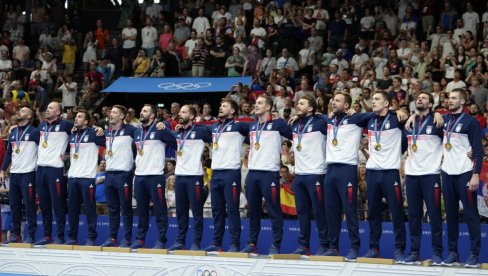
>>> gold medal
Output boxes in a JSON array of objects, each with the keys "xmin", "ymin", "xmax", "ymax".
[
  {"xmin": 107, "ymin": 150, "xmax": 113, "ymax": 156},
  {"xmin": 296, "ymin": 144, "xmax": 302, "ymax": 151},
  {"xmin": 213, "ymin": 142, "xmax": 218, "ymax": 150},
  {"xmin": 412, "ymin": 144, "xmax": 418, "ymax": 152},
  {"xmin": 254, "ymin": 142, "xmax": 260, "ymax": 150},
  {"xmin": 42, "ymin": 141, "xmax": 48, "ymax": 148},
  {"xmin": 139, "ymin": 149, "xmax": 144, "ymax": 155},
  {"xmin": 177, "ymin": 150, "xmax": 183, "ymax": 156},
  {"xmin": 332, "ymin": 138, "xmax": 338, "ymax": 146},
  {"xmin": 15, "ymin": 148, "xmax": 20, "ymax": 154},
  {"xmin": 445, "ymin": 143, "xmax": 452, "ymax": 151},
  {"xmin": 375, "ymin": 143, "xmax": 381, "ymax": 151},
  {"xmin": 73, "ymin": 153, "xmax": 79, "ymax": 159}
]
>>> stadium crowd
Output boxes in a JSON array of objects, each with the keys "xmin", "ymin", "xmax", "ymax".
[{"xmin": 0, "ymin": 0, "xmax": 487, "ymax": 269}]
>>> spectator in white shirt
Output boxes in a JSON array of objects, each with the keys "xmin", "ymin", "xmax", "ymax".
[
  {"xmin": 141, "ymin": 17, "xmax": 158, "ymax": 58},
  {"xmin": 192, "ymin": 8, "xmax": 211, "ymax": 37},
  {"xmin": 250, "ymin": 19, "xmax": 266, "ymax": 50},
  {"xmin": 121, "ymin": 19, "xmax": 138, "ymax": 72},
  {"xmin": 276, "ymin": 48, "xmax": 299, "ymax": 77},
  {"xmin": 56, "ymin": 74, "xmax": 78, "ymax": 110},
  {"xmin": 330, "ymin": 49, "xmax": 349, "ymax": 73},
  {"xmin": 446, "ymin": 69, "xmax": 467, "ymax": 92},
  {"xmin": 462, "ymin": 2, "xmax": 480, "ymax": 35}
]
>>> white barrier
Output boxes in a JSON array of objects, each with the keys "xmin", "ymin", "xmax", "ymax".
[{"xmin": 0, "ymin": 247, "xmax": 486, "ymax": 276}]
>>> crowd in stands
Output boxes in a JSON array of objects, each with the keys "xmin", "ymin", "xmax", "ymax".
[{"xmin": 2, "ymin": 0, "xmax": 488, "ymax": 237}]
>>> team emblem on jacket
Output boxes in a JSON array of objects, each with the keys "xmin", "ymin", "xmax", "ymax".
[
  {"xmin": 227, "ymin": 125, "xmax": 232, "ymax": 131},
  {"xmin": 25, "ymin": 134, "xmax": 29, "ymax": 140},
  {"xmin": 426, "ymin": 126, "xmax": 432, "ymax": 134},
  {"xmin": 343, "ymin": 119, "xmax": 348, "ymax": 125},
  {"xmin": 455, "ymin": 124, "xmax": 462, "ymax": 132},
  {"xmin": 150, "ymin": 132, "xmax": 155, "ymax": 139},
  {"xmin": 55, "ymin": 125, "xmax": 60, "ymax": 131},
  {"xmin": 120, "ymin": 130, "xmax": 124, "ymax": 135},
  {"xmin": 267, "ymin": 123, "xmax": 272, "ymax": 130},
  {"xmin": 84, "ymin": 135, "xmax": 89, "ymax": 142},
  {"xmin": 385, "ymin": 121, "xmax": 391, "ymax": 129},
  {"xmin": 307, "ymin": 125, "xmax": 312, "ymax": 132},
  {"xmin": 191, "ymin": 131, "xmax": 196, "ymax": 139}
]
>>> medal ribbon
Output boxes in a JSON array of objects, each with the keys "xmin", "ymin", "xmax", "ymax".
[
  {"xmin": 412, "ymin": 115, "xmax": 430, "ymax": 146},
  {"xmin": 297, "ymin": 117, "xmax": 313, "ymax": 146},
  {"xmin": 15, "ymin": 125, "xmax": 30, "ymax": 150},
  {"xmin": 332, "ymin": 114, "xmax": 347, "ymax": 141},
  {"xmin": 255, "ymin": 120, "xmax": 268, "ymax": 145},
  {"xmin": 139, "ymin": 123, "xmax": 156, "ymax": 152},
  {"xmin": 178, "ymin": 124, "xmax": 195, "ymax": 151},
  {"xmin": 214, "ymin": 120, "xmax": 234, "ymax": 145},
  {"xmin": 108, "ymin": 126, "xmax": 122, "ymax": 152},
  {"xmin": 374, "ymin": 113, "xmax": 391, "ymax": 145},
  {"xmin": 43, "ymin": 123, "xmax": 56, "ymax": 144},
  {"xmin": 74, "ymin": 129, "xmax": 89, "ymax": 154},
  {"xmin": 446, "ymin": 113, "xmax": 465, "ymax": 145}
]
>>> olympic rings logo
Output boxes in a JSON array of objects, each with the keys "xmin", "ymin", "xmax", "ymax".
[
  {"xmin": 158, "ymin": 82, "xmax": 212, "ymax": 90},
  {"xmin": 196, "ymin": 269, "xmax": 217, "ymax": 276}
]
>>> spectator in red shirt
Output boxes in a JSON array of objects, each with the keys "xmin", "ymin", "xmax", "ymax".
[{"xmin": 469, "ymin": 103, "xmax": 487, "ymax": 129}]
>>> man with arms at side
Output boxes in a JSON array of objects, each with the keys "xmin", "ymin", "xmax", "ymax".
[
  {"xmin": 33, "ymin": 102, "xmax": 73, "ymax": 245},
  {"xmin": 241, "ymin": 95, "xmax": 292, "ymax": 255},
  {"xmin": 167, "ymin": 105, "xmax": 212, "ymax": 251},
  {"xmin": 131, "ymin": 104, "xmax": 177, "ymax": 249},
  {"xmin": 65, "ymin": 111, "xmax": 105, "ymax": 245},
  {"xmin": 100, "ymin": 105, "xmax": 137, "ymax": 248},
  {"xmin": 0, "ymin": 107, "xmax": 39, "ymax": 244}
]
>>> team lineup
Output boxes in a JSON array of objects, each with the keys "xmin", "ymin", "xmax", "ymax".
[{"xmin": 0, "ymin": 88, "xmax": 483, "ymax": 268}]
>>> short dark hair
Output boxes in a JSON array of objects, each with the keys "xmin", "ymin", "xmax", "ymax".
[
  {"xmin": 334, "ymin": 92, "xmax": 352, "ymax": 108},
  {"xmin": 112, "ymin": 104, "xmax": 127, "ymax": 118},
  {"xmin": 451, "ymin": 88, "xmax": 467, "ymax": 101},
  {"xmin": 374, "ymin": 90, "xmax": 392, "ymax": 106},
  {"xmin": 257, "ymin": 94, "xmax": 274, "ymax": 111},
  {"xmin": 299, "ymin": 94, "xmax": 317, "ymax": 114},
  {"xmin": 182, "ymin": 104, "xmax": 197, "ymax": 117},
  {"xmin": 221, "ymin": 98, "xmax": 238, "ymax": 117},
  {"xmin": 418, "ymin": 91, "xmax": 434, "ymax": 105},
  {"xmin": 77, "ymin": 110, "xmax": 91, "ymax": 123},
  {"xmin": 143, "ymin": 104, "xmax": 157, "ymax": 116}
]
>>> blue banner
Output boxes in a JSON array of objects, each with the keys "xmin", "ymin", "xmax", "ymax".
[
  {"xmin": 27, "ymin": 216, "xmax": 488, "ymax": 262},
  {"xmin": 102, "ymin": 77, "xmax": 253, "ymax": 93}
]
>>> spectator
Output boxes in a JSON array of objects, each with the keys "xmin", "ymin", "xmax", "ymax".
[
  {"xmin": 276, "ymin": 48, "xmax": 299, "ymax": 77},
  {"xmin": 121, "ymin": 19, "xmax": 138, "ymax": 73},
  {"xmin": 95, "ymin": 19, "xmax": 110, "ymax": 59},
  {"xmin": 159, "ymin": 25, "xmax": 173, "ymax": 52},
  {"xmin": 82, "ymin": 31, "xmax": 98, "ymax": 73},
  {"xmin": 225, "ymin": 47, "xmax": 246, "ymax": 77},
  {"xmin": 162, "ymin": 43, "xmax": 180, "ymax": 76},
  {"xmin": 125, "ymin": 107, "xmax": 140, "ymax": 127},
  {"xmin": 141, "ymin": 17, "xmax": 158, "ymax": 58},
  {"xmin": 106, "ymin": 38, "xmax": 123, "ymax": 77},
  {"xmin": 192, "ymin": 8, "xmax": 211, "ymax": 37},
  {"xmin": 166, "ymin": 175, "xmax": 176, "ymax": 214},
  {"xmin": 191, "ymin": 38, "xmax": 207, "ymax": 77},
  {"xmin": 446, "ymin": 69, "xmax": 467, "ymax": 92},
  {"xmin": 132, "ymin": 49, "xmax": 150, "ymax": 77},
  {"xmin": 56, "ymin": 74, "xmax": 77, "ymax": 111},
  {"xmin": 149, "ymin": 48, "xmax": 165, "ymax": 77},
  {"xmin": 208, "ymin": 36, "xmax": 227, "ymax": 76},
  {"xmin": 469, "ymin": 103, "xmax": 487, "ymax": 129}
]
